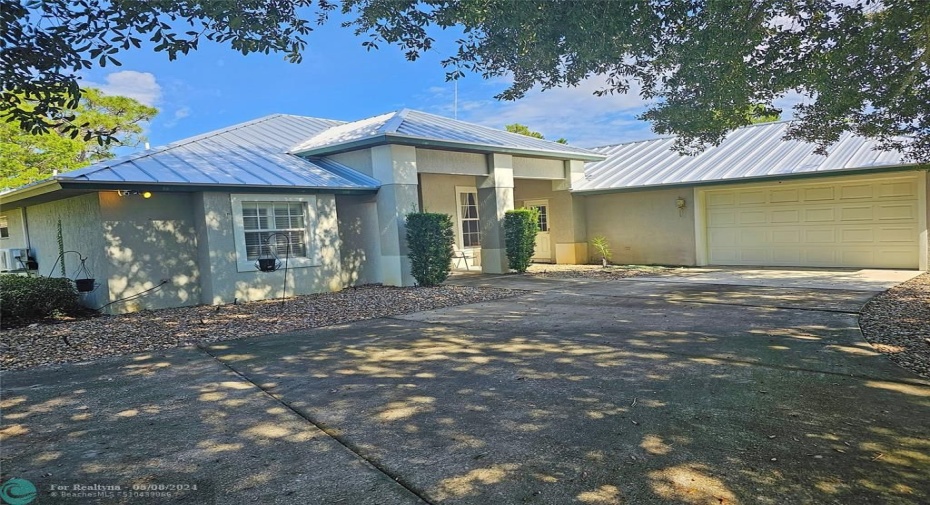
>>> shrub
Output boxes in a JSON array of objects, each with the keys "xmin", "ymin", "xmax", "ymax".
[
  {"xmin": 0, "ymin": 275, "xmax": 86, "ymax": 328},
  {"xmin": 591, "ymin": 236, "xmax": 612, "ymax": 266},
  {"xmin": 504, "ymin": 208, "xmax": 539, "ymax": 273},
  {"xmin": 406, "ymin": 212, "xmax": 455, "ymax": 287}
]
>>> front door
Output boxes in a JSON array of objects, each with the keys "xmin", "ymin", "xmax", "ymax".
[{"xmin": 526, "ymin": 200, "xmax": 552, "ymax": 262}]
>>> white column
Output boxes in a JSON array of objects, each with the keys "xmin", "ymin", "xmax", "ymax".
[
  {"xmin": 371, "ymin": 145, "xmax": 419, "ymax": 286},
  {"xmin": 478, "ymin": 153, "xmax": 515, "ymax": 274}
]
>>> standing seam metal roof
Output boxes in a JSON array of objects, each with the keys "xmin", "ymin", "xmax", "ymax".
[
  {"xmin": 56, "ymin": 114, "xmax": 380, "ymax": 190},
  {"xmin": 575, "ymin": 121, "xmax": 918, "ymax": 193},
  {"xmin": 289, "ymin": 109, "xmax": 605, "ymax": 160}
]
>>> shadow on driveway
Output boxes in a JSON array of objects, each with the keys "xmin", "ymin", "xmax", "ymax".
[{"xmin": 3, "ymin": 275, "xmax": 929, "ymax": 504}]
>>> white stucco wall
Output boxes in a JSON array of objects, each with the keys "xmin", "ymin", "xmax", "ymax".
[
  {"xmin": 327, "ymin": 149, "xmax": 373, "ymax": 177},
  {"xmin": 0, "ymin": 207, "xmax": 28, "ymax": 254},
  {"xmin": 24, "ymin": 194, "xmax": 111, "ymax": 308},
  {"xmin": 194, "ymin": 192, "xmax": 344, "ymax": 304},
  {"xmin": 512, "ymin": 157, "xmax": 564, "ymax": 179},
  {"xmin": 416, "ymin": 149, "xmax": 487, "ymax": 175},
  {"xmin": 336, "ymin": 194, "xmax": 382, "ymax": 286},
  {"xmin": 585, "ymin": 188, "xmax": 698, "ymax": 266},
  {"xmin": 98, "ymin": 191, "xmax": 201, "ymax": 313}
]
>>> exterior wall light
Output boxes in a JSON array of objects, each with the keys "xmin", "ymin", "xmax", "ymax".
[{"xmin": 117, "ymin": 190, "xmax": 153, "ymax": 198}]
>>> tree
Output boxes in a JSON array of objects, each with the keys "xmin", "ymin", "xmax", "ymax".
[
  {"xmin": 1, "ymin": 88, "xmax": 157, "ymax": 189},
  {"xmin": 5, "ymin": 1, "xmax": 928, "ymax": 161},
  {"xmin": 505, "ymin": 123, "xmax": 544, "ymax": 139},
  {"xmin": 506, "ymin": 123, "xmax": 568, "ymax": 144},
  {"xmin": 342, "ymin": 0, "xmax": 929, "ymax": 161},
  {"xmin": 1, "ymin": 0, "xmax": 318, "ymax": 143}
]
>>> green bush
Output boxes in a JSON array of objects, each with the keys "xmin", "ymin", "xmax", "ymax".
[
  {"xmin": 591, "ymin": 235, "xmax": 612, "ymax": 266},
  {"xmin": 504, "ymin": 208, "xmax": 539, "ymax": 273},
  {"xmin": 406, "ymin": 212, "xmax": 455, "ymax": 287},
  {"xmin": 0, "ymin": 275, "xmax": 86, "ymax": 328}
]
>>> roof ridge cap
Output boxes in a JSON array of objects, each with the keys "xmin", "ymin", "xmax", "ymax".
[{"xmin": 382, "ymin": 109, "xmax": 409, "ymax": 134}]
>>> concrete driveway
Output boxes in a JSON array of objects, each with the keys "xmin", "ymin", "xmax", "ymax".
[{"xmin": 2, "ymin": 270, "xmax": 928, "ymax": 504}]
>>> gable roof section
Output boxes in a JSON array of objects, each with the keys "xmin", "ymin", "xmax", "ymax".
[
  {"xmin": 290, "ymin": 109, "xmax": 606, "ymax": 161},
  {"xmin": 575, "ymin": 121, "xmax": 919, "ymax": 193},
  {"xmin": 37, "ymin": 114, "xmax": 379, "ymax": 192}
]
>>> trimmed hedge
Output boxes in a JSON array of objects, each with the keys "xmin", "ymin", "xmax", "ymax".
[
  {"xmin": 0, "ymin": 276, "xmax": 85, "ymax": 328},
  {"xmin": 406, "ymin": 212, "xmax": 455, "ymax": 287},
  {"xmin": 504, "ymin": 208, "xmax": 539, "ymax": 273}
]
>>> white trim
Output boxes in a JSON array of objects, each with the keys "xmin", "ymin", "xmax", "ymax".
[
  {"xmin": 230, "ymin": 194, "xmax": 319, "ymax": 273},
  {"xmin": 918, "ymin": 171, "xmax": 928, "ymax": 271},
  {"xmin": 694, "ymin": 189, "xmax": 708, "ymax": 266},
  {"xmin": 454, "ymin": 185, "xmax": 480, "ymax": 250},
  {"xmin": 524, "ymin": 199, "xmax": 552, "ymax": 262}
]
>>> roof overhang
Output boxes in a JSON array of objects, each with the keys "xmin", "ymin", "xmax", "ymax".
[
  {"xmin": 0, "ymin": 179, "xmax": 378, "ymax": 209},
  {"xmin": 292, "ymin": 133, "xmax": 608, "ymax": 162},
  {"xmin": 571, "ymin": 165, "xmax": 928, "ymax": 195}
]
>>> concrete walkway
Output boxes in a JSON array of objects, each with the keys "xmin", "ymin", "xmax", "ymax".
[{"xmin": 2, "ymin": 270, "xmax": 928, "ymax": 504}]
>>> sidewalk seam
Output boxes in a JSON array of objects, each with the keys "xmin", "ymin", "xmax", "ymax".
[{"xmin": 196, "ymin": 344, "xmax": 435, "ymax": 505}]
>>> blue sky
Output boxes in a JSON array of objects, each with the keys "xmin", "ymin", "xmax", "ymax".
[
  {"xmin": 80, "ymin": 18, "xmax": 663, "ymax": 154},
  {"xmin": 80, "ymin": 17, "xmax": 803, "ymax": 155}
]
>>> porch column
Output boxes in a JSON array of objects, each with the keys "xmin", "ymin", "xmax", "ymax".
[
  {"xmin": 479, "ymin": 153, "xmax": 515, "ymax": 273},
  {"xmin": 552, "ymin": 159, "xmax": 589, "ymax": 264},
  {"xmin": 371, "ymin": 144, "xmax": 419, "ymax": 286}
]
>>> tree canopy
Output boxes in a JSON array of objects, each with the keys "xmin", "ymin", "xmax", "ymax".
[
  {"xmin": 3, "ymin": 0, "xmax": 928, "ymax": 161},
  {"xmin": 0, "ymin": 88, "xmax": 157, "ymax": 189},
  {"xmin": 345, "ymin": 0, "xmax": 929, "ymax": 161},
  {"xmin": 505, "ymin": 123, "xmax": 568, "ymax": 144}
]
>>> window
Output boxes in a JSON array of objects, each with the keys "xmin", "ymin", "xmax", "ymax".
[
  {"xmin": 456, "ymin": 188, "xmax": 480, "ymax": 248},
  {"xmin": 231, "ymin": 194, "xmax": 317, "ymax": 272},
  {"xmin": 242, "ymin": 202, "xmax": 307, "ymax": 260},
  {"xmin": 531, "ymin": 205, "xmax": 549, "ymax": 232},
  {"xmin": 0, "ymin": 216, "xmax": 8, "ymax": 239}
]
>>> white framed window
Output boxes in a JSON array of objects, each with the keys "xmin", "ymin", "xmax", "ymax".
[
  {"xmin": 455, "ymin": 186, "xmax": 480, "ymax": 248},
  {"xmin": 230, "ymin": 194, "xmax": 318, "ymax": 272},
  {"xmin": 0, "ymin": 216, "xmax": 8, "ymax": 239}
]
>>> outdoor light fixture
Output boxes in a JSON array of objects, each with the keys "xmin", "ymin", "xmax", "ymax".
[{"xmin": 117, "ymin": 190, "xmax": 153, "ymax": 198}]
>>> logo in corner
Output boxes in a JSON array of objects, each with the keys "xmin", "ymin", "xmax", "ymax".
[{"xmin": 0, "ymin": 478, "xmax": 36, "ymax": 505}]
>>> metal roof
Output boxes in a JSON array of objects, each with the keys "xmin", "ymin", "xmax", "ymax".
[
  {"xmin": 575, "ymin": 121, "xmax": 919, "ymax": 193},
  {"xmin": 52, "ymin": 114, "xmax": 380, "ymax": 191},
  {"xmin": 290, "ymin": 109, "xmax": 606, "ymax": 161}
]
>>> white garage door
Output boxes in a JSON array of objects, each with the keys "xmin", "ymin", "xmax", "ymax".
[{"xmin": 704, "ymin": 174, "xmax": 920, "ymax": 269}]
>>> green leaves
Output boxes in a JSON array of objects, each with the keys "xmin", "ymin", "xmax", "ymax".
[
  {"xmin": 343, "ymin": 0, "xmax": 929, "ymax": 162},
  {"xmin": 0, "ymin": 88, "xmax": 157, "ymax": 190},
  {"xmin": 405, "ymin": 212, "xmax": 455, "ymax": 287},
  {"xmin": 2, "ymin": 0, "xmax": 315, "ymax": 143},
  {"xmin": 504, "ymin": 208, "xmax": 539, "ymax": 274}
]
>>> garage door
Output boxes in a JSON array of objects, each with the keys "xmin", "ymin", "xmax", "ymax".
[{"xmin": 704, "ymin": 174, "xmax": 920, "ymax": 269}]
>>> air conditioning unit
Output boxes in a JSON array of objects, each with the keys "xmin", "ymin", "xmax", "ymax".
[
  {"xmin": 0, "ymin": 249, "xmax": 14, "ymax": 272},
  {"xmin": 0, "ymin": 248, "xmax": 28, "ymax": 272}
]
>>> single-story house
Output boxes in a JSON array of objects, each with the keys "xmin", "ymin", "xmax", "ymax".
[{"xmin": 1, "ymin": 109, "xmax": 927, "ymax": 313}]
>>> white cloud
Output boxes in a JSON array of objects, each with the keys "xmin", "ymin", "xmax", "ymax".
[
  {"xmin": 424, "ymin": 76, "xmax": 657, "ymax": 147},
  {"xmin": 773, "ymin": 89, "xmax": 815, "ymax": 119},
  {"xmin": 87, "ymin": 71, "xmax": 162, "ymax": 106},
  {"xmin": 163, "ymin": 106, "xmax": 191, "ymax": 128}
]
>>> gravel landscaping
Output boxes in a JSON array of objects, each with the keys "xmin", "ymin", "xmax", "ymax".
[
  {"xmin": 0, "ymin": 284, "xmax": 521, "ymax": 371},
  {"xmin": 526, "ymin": 263, "xmax": 680, "ymax": 279},
  {"xmin": 860, "ymin": 272, "xmax": 930, "ymax": 379}
]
